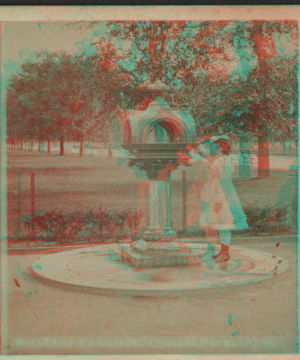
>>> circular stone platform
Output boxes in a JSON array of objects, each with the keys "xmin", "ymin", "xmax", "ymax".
[{"xmin": 21, "ymin": 243, "xmax": 288, "ymax": 296}]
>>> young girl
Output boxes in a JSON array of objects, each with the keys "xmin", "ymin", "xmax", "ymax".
[
  {"xmin": 189, "ymin": 136, "xmax": 248, "ymax": 263},
  {"xmin": 186, "ymin": 138, "xmax": 211, "ymax": 227}
]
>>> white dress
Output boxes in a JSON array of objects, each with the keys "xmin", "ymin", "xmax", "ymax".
[{"xmin": 199, "ymin": 154, "xmax": 248, "ymax": 231}]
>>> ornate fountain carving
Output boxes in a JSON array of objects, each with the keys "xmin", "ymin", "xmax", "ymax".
[
  {"xmin": 122, "ymin": 81, "xmax": 196, "ymax": 241},
  {"xmin": 111, "ymin": 81, "xmax": 199, "ymax": 266}
]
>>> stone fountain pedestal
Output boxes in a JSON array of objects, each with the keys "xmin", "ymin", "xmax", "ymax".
[
  {"xmin": 143, "ymin": 178, "xmax": 176, "ymax": 241},
  {"xmin": 116, "ymin": 81, "xmax": 199, "ymax": 267},
  {"xmin": 110, "ymin": 164, "xmax": 201, "ymax": 267},
  {"xmin": 110, "ymin": 239, "xmax": 202, "ymax": 267},
  {"xmin": 111, "ymin": 158, "xmax": 200, "ymax": 267},
  {"xmin": 110, "ymin": 170, "xmax": 198, "ymax": 267}
]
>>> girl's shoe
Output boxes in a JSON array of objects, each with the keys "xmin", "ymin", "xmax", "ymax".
[
  {"xmin": 213, "ymin": 244, "xmax": 230, "ymax": 262},
  {"xmin": 215, "ymin": 250, "xmax": 230, "ymax": 263},
  {"xmin": 212, "ymin": 250, "xmax": 222, "ymax": 260}
]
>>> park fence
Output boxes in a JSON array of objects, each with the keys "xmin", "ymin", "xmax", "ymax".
[
  {"xmin": 7, "ymin": 167, "xmax": 294, "ymax": 243},
  {"xmin": 8, "ymin": 172, "xmax": 145, "ymax": 242}
]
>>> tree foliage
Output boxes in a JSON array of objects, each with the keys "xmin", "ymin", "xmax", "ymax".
[
  {"xmin": 7, "ymin": 21, "xmax": 298, "ymax": 146},
  {"xmin": 7, "ymin": 49, "xmax": 130, "ymax": 143}
]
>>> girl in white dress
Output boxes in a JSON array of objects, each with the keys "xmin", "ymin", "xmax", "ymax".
[
  {"xmin": 186, "ymin": 138, "xmax": 211, "ymax": 227},
  {"xmin": 189, "ymin": 136, "xmax": 248, "ymax": 262}
]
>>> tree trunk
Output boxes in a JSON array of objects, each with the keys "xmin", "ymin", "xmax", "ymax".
[
  {"xmin": 47, "ymin": 140, "xmax": 51, "ymax": 154},
  {"xmin": 108, "ymin": 131, "xmax": 112, "ymax": 160},
  {"xmin": 20, "ymin": 140, "xmax": 23, "ymax": 151},
  {"xmin": 30, "ymin": 140, "xmax": 33, "ymax": 152},
  {"xmin": 283, "ymin": 140, "xmax": 286, "ymax": 154},
  {"xmin": 38, "ymin": 139, "xmax": 41, "ymax": 152},
  {"xmin": 41, "ymin": 139, "xmax": 44, "ymax": 154},
  {"xmin": 80, "ymin": 140, "xmax": 84, "ymax": 157},
  {"xmin": 60, "ymin": 136, "xmax": 64, "ymax": 156},
  {"xmin": 258, "ymin": 135, "xmax": 270, "ymax": 177}
]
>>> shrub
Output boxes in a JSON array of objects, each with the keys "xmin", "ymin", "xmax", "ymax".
[
  {"xmin": 237, "ymin": 203, "xmax": 290, "ymax": 235},
  {"xmin": 22, "ymin": 209, "xmax": 89, "ymax": 240},
  {"xmin": 18, "ymin": 203, "xmax": 292, "ymax": 243},
  {"xmin": 21, "ymin": 207, "xmax": 144, "ymax": 242},
  {"xmin": 178, "ymin": 204, "xmax": 290, "ymax": 237}
]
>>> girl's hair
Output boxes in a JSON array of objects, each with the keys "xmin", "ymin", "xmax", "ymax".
[{"xmin": 215, "ymin": 140, "xmax": 231, "ymax": 155}]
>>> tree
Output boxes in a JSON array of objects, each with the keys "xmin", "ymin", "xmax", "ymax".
[
  {"xmin": 7, "ymin": 50, "xmax": 130, "ymax": 156},
  {"xmin": 226, "ymin": 21, "xmax": 298, "ymax": 176},
  {"xmin": 171, "ymin": 21, "xmax": 297, "ymax": 176},
  {"xmin": 7, "ymin": 52, "xmax": 86, "ymax": 155},
  {"xmin": 78, "ymin": 42, "xmax": 131, "ymax": 157},
  {"xmin": 10, "ymin": 20, "xmax": 296, "ymax": 167},
  {"xmin": 69, "ymin": 21, "xmax": 252, "ymax": 126}
]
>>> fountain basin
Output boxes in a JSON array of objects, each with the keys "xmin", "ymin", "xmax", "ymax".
[{"xmin": 20, "ymin": 243, "xmax": 288, "ymax": 297}]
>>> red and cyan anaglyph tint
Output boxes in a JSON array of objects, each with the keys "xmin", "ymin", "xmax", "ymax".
[{"xmin": 3, "ymin": 20, "xmax": 298, "ymax": 355}]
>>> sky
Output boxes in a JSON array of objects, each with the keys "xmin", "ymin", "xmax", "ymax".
[{"xmin": 3, "ymin": 22, "xmax": 108, "ymax": 75}]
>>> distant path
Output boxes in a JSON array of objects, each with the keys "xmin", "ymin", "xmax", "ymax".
[{"xmin": 7, "ymin": 148, "xmax": 297, "ymax": 171}]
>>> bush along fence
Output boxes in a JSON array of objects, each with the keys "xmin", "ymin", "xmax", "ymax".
[
  {"xmin": 238, "ymin": 203, "xmax": 291, "ymax": 235},
  {"xmin": 17, "ymin": 207, "xmax": 144, "ymax": 243},
  {"xmin": 10, "ymin": 202, "xmax": 293, "ymax": 244},
  {"xmin": 178, "ymin": 203, "xmax": 291, "ymax": 238}
]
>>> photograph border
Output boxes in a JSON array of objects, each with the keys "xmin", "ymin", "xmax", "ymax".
[{"xmin": 0, "ymin": 5, "xmax": 299, "ymax": 359}]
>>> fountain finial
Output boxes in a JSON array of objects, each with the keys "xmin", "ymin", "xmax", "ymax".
[{"xmin": 137, "ymin": 79, "xmax": 170, "ymax": 97}]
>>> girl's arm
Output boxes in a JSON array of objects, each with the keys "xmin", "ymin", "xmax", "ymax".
[{"xmin": 188, "ymin": 150, "xmax": 209, "ymax": 163}]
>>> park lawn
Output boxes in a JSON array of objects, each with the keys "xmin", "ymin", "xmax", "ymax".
[{"xmin": 7, "ymin": 151, "xmax": 290, "ymax": 239}]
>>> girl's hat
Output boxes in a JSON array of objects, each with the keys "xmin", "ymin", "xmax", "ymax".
[
  {"xmin": 196, "ymin": 136, "xmax": 212, "ymax": 146},
  {"xmin": 208, "ymin": 135, "xmax": 231, "ymax": 145}
]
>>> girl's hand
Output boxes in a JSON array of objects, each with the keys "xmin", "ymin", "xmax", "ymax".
[
  {"xmin": 177, "ymin": 150, "xmax": 192, "ymax": 167},
  {"xmin": 186, "ymin": 144, "xmax": 194, "ymax": 153},
  {"xmin": 197, "ymin": 143, "xmax": 207, "ymax": 155}
]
